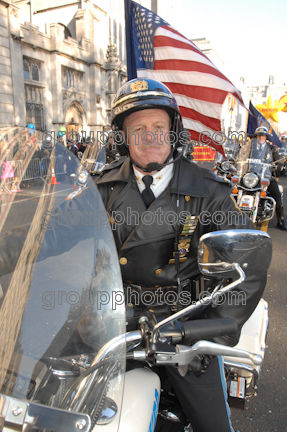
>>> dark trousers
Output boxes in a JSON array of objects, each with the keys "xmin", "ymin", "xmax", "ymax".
[
  {"xmin": 167, "ymin": 356, "xmax": 234, "ymax": 432},
  {"xmin": 268, "ymin": 178, "xmax": 284, "ymax": 222}
]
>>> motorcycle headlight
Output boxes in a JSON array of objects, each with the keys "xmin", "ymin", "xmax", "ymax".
[
  {"xmin": 78, "ymin": 171, "xmax": 89, "ymax": 184},
  {"xmin": 243, "ymin": 173, "xmax": 259, "ymax": 188},
  {"xmin": 221, "ymin": 161, "xmax": 230, "ymax": 171}
]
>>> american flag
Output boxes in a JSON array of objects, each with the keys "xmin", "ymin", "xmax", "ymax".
[{"xmin": 125, "ymin": 0, "xmax": 245, "ymax": 154}]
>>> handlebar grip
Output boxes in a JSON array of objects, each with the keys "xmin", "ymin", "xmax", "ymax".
[{"xmin": 182, "ymin": 317, "xmax": 238, "ymax": 343}]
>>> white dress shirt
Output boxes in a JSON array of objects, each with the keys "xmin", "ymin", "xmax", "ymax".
[{"xmin": 133, "ymin": 163, "xmax": 174, "ymax": 199}]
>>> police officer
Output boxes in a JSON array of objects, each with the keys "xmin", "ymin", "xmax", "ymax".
[
  {"xmin": 253, "ymin": 127, "xmax": 287, "ymax": 230},
  {"xmin": 94, "ymin": 78, "xmax": 268, "ymax": 432},
  {"xmin": 104, "ymin": 130, "xmax": 118, "ymax": 163},
  {"xmin": 280, "ymin": 134, "xmax": 287, "ymax": 149}
]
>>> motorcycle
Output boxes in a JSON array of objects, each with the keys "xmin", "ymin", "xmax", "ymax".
[
  {"xmin": 213, "ymin": 139, "xmax": 239, "ymax": 183},
  {"xmin": 0, "ymin": 141, "xmax": 272, "ymax": 432},
  {"xmin": 278, "ymin": 144, "xmax": 287, "ymax": 175},
  {"xmin": 81, "ymin": 141, "xmax": 108, "ymax": 174},
  {"xmin": 81, "ymin": 139, "xmax": 121, "ymax": 174},
  {"xmin": 231, "ymin": 139, "xmax": 277, "ymax": 224}
]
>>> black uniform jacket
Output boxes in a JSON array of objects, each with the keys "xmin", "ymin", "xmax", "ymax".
[{"xmin": 95, "ymin": 156, "xmax": 268, "ymax": 346}]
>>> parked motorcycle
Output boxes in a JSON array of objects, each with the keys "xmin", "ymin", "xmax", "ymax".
[
  {"xmin": 231, "ymin": 139, "xmax": 277, "ymax": 223},
  {"xmin": 0, "ymin": 144, "xmax": 272, "ymax": 432}
]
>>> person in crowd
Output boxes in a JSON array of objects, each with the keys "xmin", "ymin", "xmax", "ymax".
[{"xmin": 253, "ymin": 127, "xmax": 287, "ymax": 230}]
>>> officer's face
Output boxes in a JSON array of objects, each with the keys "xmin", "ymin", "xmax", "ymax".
[
  {"xmin": 257, "ymin": 134, "xmax": 266, "ymax": 144},
  {"xmin": 123, "ymin": 109, "xmax": 171, "ymax": 173}
]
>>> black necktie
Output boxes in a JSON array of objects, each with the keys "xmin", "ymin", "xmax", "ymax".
[{"xmin": 142, "ymin": 175, "xmax": 155, "ymax": 207}]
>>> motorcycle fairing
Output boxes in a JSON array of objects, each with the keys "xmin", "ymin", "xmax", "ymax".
[{"xmin": 0, "ymin": 137, "xmax": 125, "ymax": 432}]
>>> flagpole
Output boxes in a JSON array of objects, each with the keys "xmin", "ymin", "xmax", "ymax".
[{"xmin": 124, "ymin": 0, "xmax": 137, "ymax": 80}]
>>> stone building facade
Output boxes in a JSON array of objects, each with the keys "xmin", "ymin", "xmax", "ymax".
[{"xmin": 0, "ymin": 0, "xmax": 146, "ymax": 136}]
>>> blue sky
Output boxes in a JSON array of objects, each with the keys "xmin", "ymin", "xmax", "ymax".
[{"xmin": 158, "ymin": 0, "xmax": 287, "ymax": 87}]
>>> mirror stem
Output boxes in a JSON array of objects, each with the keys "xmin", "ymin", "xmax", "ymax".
[{"xmin": 151, "ymin": 264, "xmax": 245, "ymax": 343}]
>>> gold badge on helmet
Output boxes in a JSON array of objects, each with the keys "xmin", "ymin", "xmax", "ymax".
[{"xmin": 130, "ymin": 80, "xmax": 148, "ymax": 92}]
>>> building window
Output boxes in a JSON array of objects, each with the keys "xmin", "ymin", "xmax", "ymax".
[
  {"xmin": 23, "ymin": 60, "xmax": 30, "ymax": 79},
  {"xmin": 67, "ymin": 71, "xmax": 75, "ymax": 88},
  {"xmin": 62, "ymin": 67, "xmax": 79, "ymax": 89},
  {"xmin": 32, "ymin": 64, "xmax": 39, "ymax": 81},
  {"xmin": 26, "ymin": 103, "xmax": 44, "ymax": 130},
  {"xmin": 23, "ymin": 58, "xmax": 40, "ymax": 82},
  {"xmin": 25, "ymin": 85, "xmax": 44, "ymax": 130}
]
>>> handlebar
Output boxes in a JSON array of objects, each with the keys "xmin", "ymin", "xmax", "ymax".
[
  {"xmin": 182, "ymin": 317, "xmax": 238, "ymax": 343},
  {"xmin": 158, "ymin": 317, "xmax": 238, "ymax": 345}
]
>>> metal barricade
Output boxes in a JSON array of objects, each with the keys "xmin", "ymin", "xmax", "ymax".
[
  {"xmin": 22, "ymin": 158, "xmax": 41, "ymax": 181},
  {"xmin": 1, "ymin": 155, "xmax": 67, "ymax": 194},
  {"xmin": 53, "ymin": 156, "xmax": 66, "ymax": 175},
  {"xmin": 40, "ymin": 156, "xmax": 66, "ymax": 178},
  {"xmin": 40, "ymin": 157, "xmax": 50, "ymax": 178}
]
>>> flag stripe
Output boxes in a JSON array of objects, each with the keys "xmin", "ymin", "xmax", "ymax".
[
  {"xmin": 159, "ymin": 25, "xmax": 210, "ymax": 61},
  {"xmin": 139, "ymin": 68, "xmax": 239, "ymax": 95},
  {"xmin": 173, "ymin": 93, "xmax": 222, "ymax": 120},
  {"xmin": 154, "ymin": 26, "xmax": 243, "ymax": 102},
  {"xmin": 154, "ymin": 34, "xmax": 208, "ymax": 59},
  {"xmin": 180, "ymin": 106, "xmax": 221, "ymax": 131},
  {"xmin": 184, "ymin": 122, "xmax": 218, "ymax": 138},
  {"xmin": 160, "ymin": 81, "xmax": 227, "ymax": 105},
  {"xmin": 185, "ymin": 128, "xmax": 224, "ymax": 153},
  {"xmin": 154, "ymin": 45, "xmax": 214, "ymax": 69},
  {"xmin": 154, "ymin": 58, "xmax": 233, "ymax": 83}
]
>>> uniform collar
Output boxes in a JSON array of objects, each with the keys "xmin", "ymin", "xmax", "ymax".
[
  {"xmin": 97, "ymin": 157, "xmax": 210, "ymax": 197},
  {"xmin": 133, "ymin": 162, "xmax": 173, "ymax": 184}
]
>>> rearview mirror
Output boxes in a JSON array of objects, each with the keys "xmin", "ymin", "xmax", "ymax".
[{"xmin": 197, "ymin": 230, "xmax": 272, "ymax": 276}]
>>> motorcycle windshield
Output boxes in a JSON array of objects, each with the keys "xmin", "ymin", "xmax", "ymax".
[
  {"xmin": 215, "ymin": 140, "xmax": 239, "ymax": 164},
  {"xmin": 235, "ymin": 139, "xmax": 273, "ymax": 180},
  {"xmin": 82, "ymin": 140, "xmax": 107, "ymax": 173},
  {"xmin": 0, "ymin": 128, "xmax": 125, "ymax": 431}
]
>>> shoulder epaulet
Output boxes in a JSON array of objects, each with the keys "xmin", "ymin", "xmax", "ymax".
[
  {"xmin": 103, "ymin": 156, "xmax": 127, "ymax": 171},
  {"xmin": 102, "ymin": 156, "xmax": 126, "ymax": 171},
  {"xmin": 90, "ymin": 156, "xmax": 126, "ymax": 177}
]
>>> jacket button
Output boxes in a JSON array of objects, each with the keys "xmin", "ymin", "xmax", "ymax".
[
  {"xmin": 120, "ymin": 257, "xmax": 127, "ymax": 265},
  {"xmin": 155, "ymin": 269, "xmax": 162, "ymax": 275},
  {"xmin": 185, "ymin": 195, "xmax": 190, "ymax": 202},
  {"xmin": 110, "ymin": 216, "xmax": 115, "ymax": 224}
]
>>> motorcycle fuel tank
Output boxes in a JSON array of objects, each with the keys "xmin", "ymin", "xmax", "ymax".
[{"xmin": 94, "ymin": 368, "xmax": 160, "ymax": 432}]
